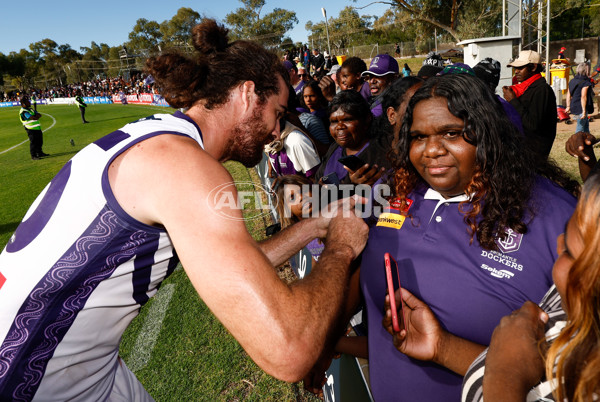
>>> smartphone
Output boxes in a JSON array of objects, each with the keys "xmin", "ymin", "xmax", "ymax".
[
  {"xmin": 384, "ymin": 252, "xmax": 405, "ymax": 333},
  {"xmin": 321, "ymin": 172, "xmax": 340, "ymax": 185},
  {"xmin": 338, "ymin": 155, "xmax": 366, "ymax": 171}
]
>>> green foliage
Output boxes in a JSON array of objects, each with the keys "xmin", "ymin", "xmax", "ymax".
[
  {"xmin": 127, "ymin": 18, "xmax": 162, "ymax": 54},
  {"xmin": 224, "ymin": 0, "xmax": 298, "ymax": 47},
  {"xmin": 550, "ymin": 0, "xmax": 600, "ymax": 39},
  {"xmin": 160, "ymin": 7, "xmax": 202, "ymax": 47}
]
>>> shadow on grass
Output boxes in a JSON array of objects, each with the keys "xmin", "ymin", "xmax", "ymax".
[
  {"xmin": 42, "ymin": 151, "xmax": 79, "ymax": 159},
  {"xmin": 0, "ymin": 222, "xmax": 20, "ymax": 238},
  {"xmin": 88, "ymin": 115, "xmax": 151, "ymax": 123}
]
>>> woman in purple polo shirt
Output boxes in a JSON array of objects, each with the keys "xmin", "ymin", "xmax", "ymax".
[
  {"xmin": 314, "ymin": 90, "xmax": 386, "ymax": 186},
  {"xmin": 305, "ymin": 74, "xmax": 579, "ymax": 401}
]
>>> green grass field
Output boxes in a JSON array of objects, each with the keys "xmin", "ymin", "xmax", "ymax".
[{"xmin": 0, "ymin": 103, "xmax": 316, "ymax": 401}]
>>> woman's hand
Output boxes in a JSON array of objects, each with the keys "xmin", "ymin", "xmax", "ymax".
[
  {"xmin": 482, "ymin": 301, "xmax": 549, "ymax": 401},
  {"xmin": 383, "ymin": 288, "xmax": 486, "ymax": 375},
  {"xmin": 346, "ymin": 164, "xmax": 385, "ymax": 186},
  {"xmin": 383, "ymin": 287, "xmax": 443, "ymax": 361}
]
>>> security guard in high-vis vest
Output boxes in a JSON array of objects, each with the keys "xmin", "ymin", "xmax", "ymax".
[
  {"xmin": 74, "ymin": 91, "xmax": 89, "ymax": 123},
  {"xmin": 19, "ymin": 97, "xmax": 48, "ymax": 160}
]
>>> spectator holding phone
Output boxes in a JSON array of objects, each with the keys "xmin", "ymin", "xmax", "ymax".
[
  {"xmin": 462, "ymin": 166, "xmax": 600, "ymax": 401},
  {"xmin": 306, "ymin": 74, "xmax": 578, "ymax": 401},
  {"xmin": 314, "ymin": 90, "xmax": 385, "ymax": 186}
]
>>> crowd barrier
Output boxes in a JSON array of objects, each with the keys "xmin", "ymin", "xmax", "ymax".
[{"xmin": 1, "ymin": 94, "xmax": 170, "ymax": 108}]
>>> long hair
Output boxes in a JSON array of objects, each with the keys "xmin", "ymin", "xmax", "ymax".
[
  {"xmin": 299, "ymin": 80, "xmax": 327, "ymax": 111},
  {"xmin": 272, "ymin": 175, "xmax": 314, "ymax": 229},
  {"xmin": 546, "ymin": 172, "xmax": 600, "ymax": 401},
  {"xmin": 391, "ymin": 74, "xmax": 578, "ymax": 250},
  {"xmin": 145, "ymin": 19, "xmax": 288, "ymax": 109},
  {"xmin": 576, "ymin": 62, "xmax": 590, "ymax": 78}
]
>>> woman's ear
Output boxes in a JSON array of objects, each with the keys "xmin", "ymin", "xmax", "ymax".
[{"xmin": 387, "ymin": 106, "xmax": 397, "ymax": 126}]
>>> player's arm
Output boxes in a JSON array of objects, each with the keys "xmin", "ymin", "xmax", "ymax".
[
  {"xmin": 258, "ymin": 219, "xmax": 326, "ymax": 267},
  {"xmin": 109, "ymin": 134, "xmax": 369, "ymax": 382}
]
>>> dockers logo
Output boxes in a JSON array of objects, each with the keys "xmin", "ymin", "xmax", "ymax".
[{"xmin": 496, "ymin": 228, "xmax": 523, "ymax": 253}]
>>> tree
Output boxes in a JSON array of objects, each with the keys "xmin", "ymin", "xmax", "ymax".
[
  {"xmin": 306, "ymin": 7, "xmax": 374, "ymax": 51},
  {"xmin": 225, "ymin": 0, "xmax": 298, "ymax": 48},
  {"xmin": 160, "ymin": 7, "xmax": 202, "ymax": 47},
  {"xmin": 127, "ymin": 18, "xmax": 162, "ymax": 54}
]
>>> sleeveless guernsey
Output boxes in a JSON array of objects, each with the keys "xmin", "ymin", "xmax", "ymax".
[{"xmin": 0, "ymin": 111, "xmax": 203, "ymax": 401}]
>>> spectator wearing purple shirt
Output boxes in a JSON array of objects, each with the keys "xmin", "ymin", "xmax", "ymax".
[
  {"xmin": 361, "ymin": 54, "xmax": 400, "ymax": 117},
  {"xmin": 314, "ymin": 90, "xmax": 384, "ymax": 186},
  {"xmin": 305, "ymin": 75, "xmax": 579, "ymax": 401}
]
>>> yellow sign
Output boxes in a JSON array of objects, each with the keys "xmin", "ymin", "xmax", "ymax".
[{"xmin": 376, "ymin": 212, "xmax": 406, "ymax": 229}]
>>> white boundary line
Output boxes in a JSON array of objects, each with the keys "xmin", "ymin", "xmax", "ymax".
[
  {"xmin": 0, "ymin": 112, "xmax": 57, "ymax": 155},
  {"xmin": 126, "ymin": 283, "xmax": 176, "ymax": 372}
]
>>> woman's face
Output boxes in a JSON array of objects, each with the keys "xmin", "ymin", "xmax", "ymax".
[
  {"xmin": 553, "ymin": 216, "xmax": 584, "ymax": 313},
  {"xmin": 329, "ymin": 108, "xmax": 370, "ymax": 152},
  {"xmin": 409, "ymin": 96, "xmax": 477, "ymax": 198},
  {"xmin": 303, "ymin": 86, "xmax": 322, "ymax": 112},
  {"xmin": 284, "ymin": 184, "xmax": 312, "ymax": 220},
  {"xmin": 339, "ymin": 67, "xmax": 362, "ymax": 91},
  {"xmin": 387, "ymin": 82, "xmax": 422, "ymax": 147}
]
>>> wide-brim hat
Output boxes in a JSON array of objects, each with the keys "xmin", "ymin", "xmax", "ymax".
[{"xmin": 507, "ymin": 50, "xmax": 542, "ymax": 67}]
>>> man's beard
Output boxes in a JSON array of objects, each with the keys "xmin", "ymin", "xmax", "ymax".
[{"xmin": 227, "ymin": 104, "xmax": 275, "ymax": 167}]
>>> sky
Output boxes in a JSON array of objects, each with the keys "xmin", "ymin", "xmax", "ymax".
[{"xmin": 0, "ymin": 0, "xmax": 392, "ymax": 55}]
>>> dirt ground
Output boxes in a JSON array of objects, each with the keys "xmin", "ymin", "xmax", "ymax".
[{"xmin": 550, "ymin": 96, "xmax": 600, "ymax": 180}]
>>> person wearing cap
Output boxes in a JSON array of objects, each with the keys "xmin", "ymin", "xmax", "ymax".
[
  {"xmin": 473, "ymin": 57, "xmax": 524, "ymax": 133},
  {"xmin": 503, "ymin": 50, "xmax": 557, "ymax": 159},
  {"xmin": 557, "ymin": 46, "xmax": 567, "ymax": 60},
  {"xmin": 417, "ymin": 52, "xmax": 445, "ymax": 79},
  {"xmin": 284, "ymin": 60, "xmax": 306, "ymax": 95},
  {"xmin": 361, "ymin": 54, "xmax": 399, "ymax": 117}
]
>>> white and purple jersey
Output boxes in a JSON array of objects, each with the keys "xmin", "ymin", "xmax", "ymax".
[{"xmin": 0, "ymin": 111, "xmax": 203, "ymax": 401}]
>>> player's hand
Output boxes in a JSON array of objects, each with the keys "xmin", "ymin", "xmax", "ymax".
[
  {"xmin": 321, "ymin": 195, "xmax": 368, "ymax": 259},
  {"xmin": 565, "ymin": 131, "xmax": 597, "ymax": 161}
]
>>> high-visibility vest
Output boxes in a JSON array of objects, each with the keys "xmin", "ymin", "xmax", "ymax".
[
  {"xmin": 19, "ymin": 107, "xmax": 41, "ymax": 130},
  {"xmin": 75, "ymin": 96, "xmax": 87, "ymax": 108}
]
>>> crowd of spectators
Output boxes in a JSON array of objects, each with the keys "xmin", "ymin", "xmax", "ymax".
[{"xmin": 1, "ymin": 73, "xmax": 155, "ymax": 102}]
